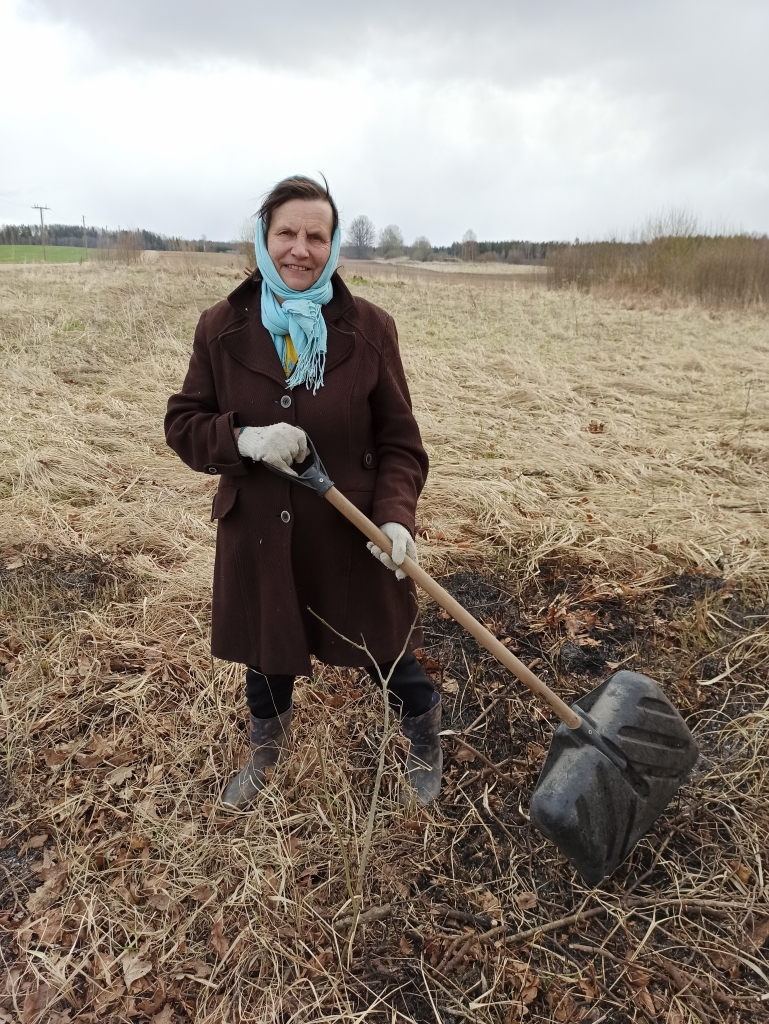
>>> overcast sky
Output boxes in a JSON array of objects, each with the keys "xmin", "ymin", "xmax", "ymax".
[{"xmin": 1, "ymin": 0, "xmax": 767, "ymax": 244}]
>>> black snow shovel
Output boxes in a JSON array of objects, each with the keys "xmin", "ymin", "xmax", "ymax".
[{"xmin": 264, "ymin": 438, "xmax": 699, "ymax": 886}]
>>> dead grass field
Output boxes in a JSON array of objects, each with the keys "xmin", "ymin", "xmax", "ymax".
[{"xmin": 1, "ymin": 259, "xmax": 768, "ymax": 1022}]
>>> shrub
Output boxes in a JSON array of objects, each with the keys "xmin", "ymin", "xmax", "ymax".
[{"xmin": 547, "ymin": 233, "xmax": 769, "ymax": 308}]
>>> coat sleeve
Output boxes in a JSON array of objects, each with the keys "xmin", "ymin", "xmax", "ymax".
[
  {"xmin": 369, "ymin": 314, "xmax": 429, "ymax": 534},
  {"xmin": 164, "ymin": 309, "xmax": 249, "ymax": 476}
]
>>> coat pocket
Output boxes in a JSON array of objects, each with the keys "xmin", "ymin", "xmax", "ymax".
[{"xmin": 211, "ymin": 485, "xmax": 239, "ymax": 522}]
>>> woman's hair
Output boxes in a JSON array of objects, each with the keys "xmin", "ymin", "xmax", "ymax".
[{"xmin": 259, "ymin": 175, "xmax": 339, "ymax": 236}]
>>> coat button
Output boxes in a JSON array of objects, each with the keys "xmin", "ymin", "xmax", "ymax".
[
  {"xmin": 280, "ymin": 395, "xmax": 292, "ymax": 409},
  {"xmin": 364, "ymin": 452, "xmax": 373, "ymax": 468},
  {"xmin": 280, "ymin": 510, "xmax": 291, "ymax": 523},
  {"xmin": 208, "ymin": 466, "xmax": 218, "ymax": 474}
]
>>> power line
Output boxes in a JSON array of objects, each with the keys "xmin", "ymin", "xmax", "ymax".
[
  {"xmin": 0, "ymin": 190, "xmax": 29, "ymax": 210},
  {"xmin": 32, "ymin": 204, "xmax": 50, "ymax": 261}
]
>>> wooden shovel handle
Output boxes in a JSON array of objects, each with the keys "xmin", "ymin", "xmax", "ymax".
[{"xmin": 324, "ymin": 486, "xmax": 581, "ymax": 729}]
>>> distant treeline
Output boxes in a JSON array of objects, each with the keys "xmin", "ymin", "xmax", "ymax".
[
  {"xmin": 436, "ymin": 240, "xmax": 554, "ymax": 263},
  {"xmin": 2, "ymin": 222, "xmax": 555, "ymax": 263},
  {"xmin": 341, "ymin": 216, "xmax": 557, "ymax": 263},
  {"xmin": 0, "ymin": 223, "xmax": 236, "ymax": 253}
]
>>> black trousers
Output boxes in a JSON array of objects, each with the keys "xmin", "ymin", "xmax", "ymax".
[{"xmin": 246, "ymin": 653, "xmax": 434, "ymax": 719}]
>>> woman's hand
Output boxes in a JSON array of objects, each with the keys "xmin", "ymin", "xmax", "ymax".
[
  {"xmin": 237, "ymin": 423, "xmax": 309, "ymax": 475},
  {"xmin": 367, "ymin": 523, "xmax": 417, "ymax": 581}
]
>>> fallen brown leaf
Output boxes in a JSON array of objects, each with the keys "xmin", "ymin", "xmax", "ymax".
[
  {"xmin": 578, "ymin": 967, "xmax": 598, "ymax": 1002},
  {"xmin": 27, "ymin": 833, "xmax": 48, "ymax": 850},
  {"xmin": 94, "ymin": 981, "xmax": 125, "ymax": 1013},
  {"xmin": 526, "ymin": 742, "xmax": 545, "ymax": 763},
  {"xmin": 185, "ymin": 958, "xmax": 212, "ymax": 978},
  {"xmin": 190, "ymin": 884, "xmax": 215, "ymax": 903},
  {"xmin": 441, "ymin": 675, "xmax": 459, "ymax": 694},
  {"xmin": 105, "ymin": 764, "xmax": 135, "ymax": 786},
  {"xmin": 122, "ymin": 951, "xmax": 153, "ymax": 987},
  {"xmin": 26, "ymin": 863, "xmax": 68, "ymax": 915},
  {"xmin": 21, "ymin": 983, "xmax": 57, "ymax": 1024},
  {"xmin": 749, "ymin": 914, "xmax": 769, "ymax": 948},
  {"xmin": 44, "ymin": 749, "xmax": 68, "ymax": 766},
  {"xmin": 626, "ymin": 965, "xmax": 652, "ymax": 988},
  {"xmin": 478, "ymin": 888, "xmax": 503, "ymax": 918},
  {"xmin": 453, "ymin": 743, "xmax": 477, "ymax": 764},
  {"xmin": 550, "ymin": 989, "xmax": 575, "ymax": 1022},
  {"xmin": 148, "ymin": 892, "xmax": 172, "ymax": 911},
  {"xmin": 515, "ymin": 891, "xmax": 537, "ymax": 911},
  {"xmin": 402, "ymin": 818, "xmax": 425, "ymax": 834},
  {"xmin": 729, "ymin": 859, "xmax": 753, "ymax": 885},
  {"xmin": 633, "ymin": 988, "xmax": 656, "ymax": 1015},
  {"xmin": 708, "ymin": 949, "xmax": 739, "ymax": 976},
  {"xmin": 209, "ymin": 911, "xmax": 228, "ymax": 958},
  {"xmin": 521, "ymin": 979, "xmax": 540, "ymax": 1005},
  {"xmin": 33, "ymin": 908, "xmax": 65, "ymax": 945}
]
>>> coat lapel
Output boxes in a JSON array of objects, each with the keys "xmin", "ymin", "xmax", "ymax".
[
  {"xmin": 325, "ymin": 322, "xmax": 355, "ymax": 373},
  {"xmin": 221, "ymin": 271, "xmax": 356, "ymax": 383}
]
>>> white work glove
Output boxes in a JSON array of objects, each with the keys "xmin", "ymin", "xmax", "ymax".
[
  {"xmin": 237, "ymin": 423, "xmax": 309, "ymax": 476},
  {"xmin": 367, "ymin": 522, "xmax": 417, "ymax": 581}
]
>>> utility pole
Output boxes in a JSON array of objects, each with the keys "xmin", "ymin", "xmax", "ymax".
[
  {"xmin": 32, "ymin": 205, "xmax": 50, "ymax": 261},
  {"xmin": 82, "ymin": 215, "xmax": 87, "ymax": 259}
]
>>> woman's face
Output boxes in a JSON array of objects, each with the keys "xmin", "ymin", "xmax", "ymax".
[{"xmin": 266, "ymin": 198, "xmax": 334, "ymax": 291}]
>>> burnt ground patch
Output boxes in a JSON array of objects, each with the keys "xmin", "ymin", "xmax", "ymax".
[
  {"xmin": 0, "ymin": 550, "xmax": 124, "ymax": 622},
  {"xmin": 0, "ymin": 559, "xmax": 767, "ymax": 1022},
  {"xmin": 387, "ymin": 564, "xmax": 769, "ymax": 1019}
]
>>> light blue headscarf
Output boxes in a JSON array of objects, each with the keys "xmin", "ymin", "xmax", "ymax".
[{"xmin": 255, "ymin": 212, "xmax": 341, "ymax": 394}]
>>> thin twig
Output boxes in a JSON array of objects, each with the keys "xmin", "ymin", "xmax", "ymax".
[
  {"xmin": 333, "ymin": 903, "xmax": 392, "ymax": 929},
  {"xmin": 443, "ymin": 733, "xmax": 515, "ymax": 783}
]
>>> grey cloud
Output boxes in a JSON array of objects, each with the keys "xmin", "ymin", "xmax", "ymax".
[
  {"xmin": 22, "ymin": 1, "xmax": 769, "ymax": 155},
  {"xmin": 22, "ymin": 1, "xmax": 766, "ymax": 86}
]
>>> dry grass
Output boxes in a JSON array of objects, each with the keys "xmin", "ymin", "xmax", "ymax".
[
  {"xmin": 0, "ymin": 259, "xmax": 768, "ymax": 1022},
  {"xmin": 548, "ymin": 235, "xmax": 769, "ymax": 308},
  {"xmin": 363, "ymin": 261, "xmax": 545, "ymax": 276}
]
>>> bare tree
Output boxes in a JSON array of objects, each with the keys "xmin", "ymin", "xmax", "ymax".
[
  {"xmin": 377, "ymin": 224, "xmax": 404, "ymax": 258},
  {"xmin": 410, "ymin": 236, "xmax": 432, "ymax": 262},
  {"xmin": 642, "ymin": 206, "xmax": 699, "ymax": 242},
  {"xmin": 346, "ymin": 215, "xmax": 376, "ymax": 259},
  {"xmin": 461, "ymin": 229, "xmax": 479, "ymax": 262},
  {"xmin": 239, "ymin": 216, "xmax": 256, "ymax": 273}
]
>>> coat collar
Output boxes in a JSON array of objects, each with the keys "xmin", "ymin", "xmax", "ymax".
[{"xmin": 222, "ymin": 271, "xmax": 355, "ymax": 384}]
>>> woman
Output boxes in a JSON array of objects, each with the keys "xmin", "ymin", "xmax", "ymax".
[{"xmin": 165, "ymin": 175, "xmax": 441, "ymax": 810}]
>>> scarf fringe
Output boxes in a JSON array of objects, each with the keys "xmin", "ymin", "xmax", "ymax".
[{"xmin": 286, "ymin": 346, "xmax": 326, "ymax": 395}]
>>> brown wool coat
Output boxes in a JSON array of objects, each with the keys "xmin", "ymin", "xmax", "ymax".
[{"xmin": 164, "ymin": 272, "xmax": 429, "ymax": 675}]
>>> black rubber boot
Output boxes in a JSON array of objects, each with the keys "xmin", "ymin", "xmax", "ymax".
[
  {"xmin": 400, "ymin": 693, "xmax": 443, "ymax": 805},
  {"xmin": 221, "ymin": 707, "xmax": 292, "ymax": 810}
]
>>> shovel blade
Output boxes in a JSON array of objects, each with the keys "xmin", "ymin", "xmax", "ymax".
[{"xmin": 529, "ymin": 671, "xmax": 698, "ymax": 886}]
